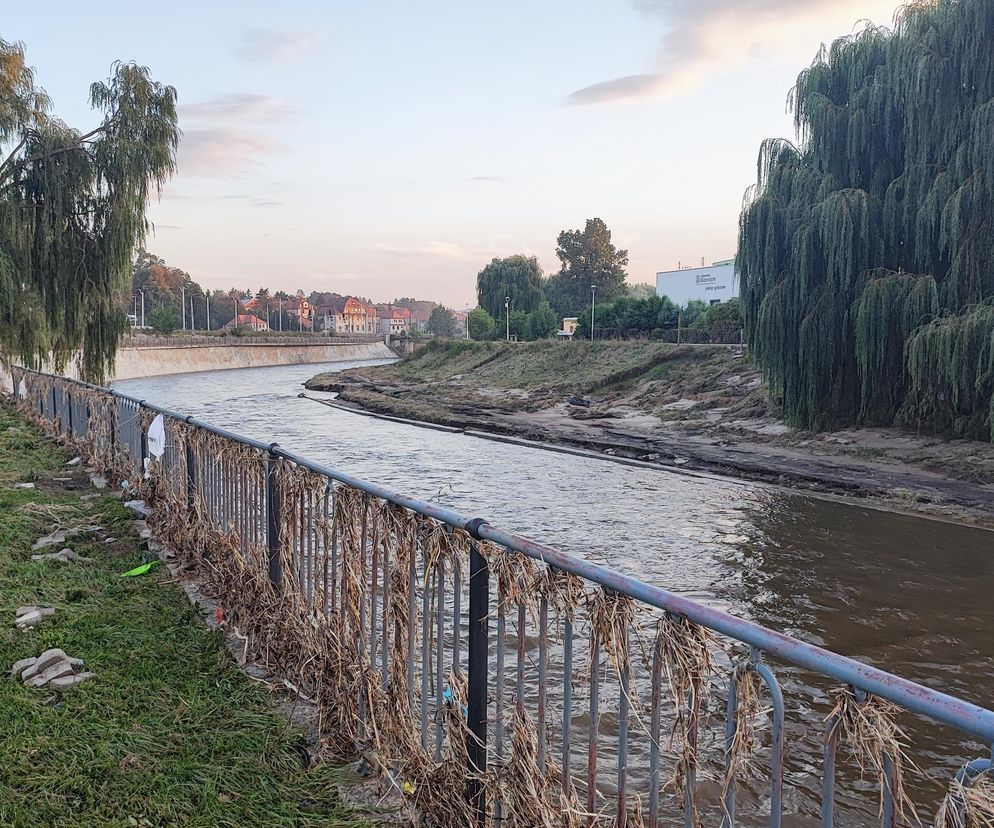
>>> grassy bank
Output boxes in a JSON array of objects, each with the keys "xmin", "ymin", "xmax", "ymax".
[
  {"xmin": 0, "ymin": 403, "xmax": 374, "ymax": 827},
  {"xmin": 310, "ymin": 339, "xmax": 767, "ymax": 417}
]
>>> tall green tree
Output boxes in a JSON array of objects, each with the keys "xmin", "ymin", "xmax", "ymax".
[
  {"xmin": 0, "ymin": 41, "xmax": 179, "ymax": 381},
  {"xmin": 476, "ymin": 255, "xmax": 543, "ymax": 320},
  {"xmin": 546, "ymin": 218, "xmax": 629, "ymax": 317},
  {"xmin": 526, "ymin": 300, "xmax": 558, "ymax": 340},
  {"xmin": 467, "ymin": 307, "xmax": 496, "ymax": 340},
  {"xmin": 738, "ymin": 2, "xmax": 994, "ymax": 439},
  {"xmin": 426, "ymin": 305, "xmax": 457, "ymax": 337}
]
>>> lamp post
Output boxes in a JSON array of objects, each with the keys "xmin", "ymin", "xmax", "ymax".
[
  {"xmin": 279, "ymin": 298, "xmax": 284, "ymax": 332},
  {"xmin": 137, "ymin": 289, "xmax": 145, "ymax": 328},
  {"xmin": 590, "ymin": 284, "xmax": 597, "ymax": 342},
  {"xmin": 206, "ymin": 293, "xmax": 211, "ymax": 332},
  {"xmin": 181, "ymin": 286, "xmax": 186, "ymax": 331},
  {"xmin": 504, "ymin": 296, "xmax": 510, "ymax": 342}
]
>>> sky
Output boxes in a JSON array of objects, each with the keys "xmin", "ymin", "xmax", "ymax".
[{"xmin": 9, "ymin": 0, "xmax": 900, "ymax": 307}]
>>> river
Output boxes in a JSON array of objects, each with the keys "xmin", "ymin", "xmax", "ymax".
[{"xmin": 115, "ymin": 360, "xmax": 994, "ymax": 823}]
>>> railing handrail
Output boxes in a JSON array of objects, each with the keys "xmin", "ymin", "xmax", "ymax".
[{"xmin": 14, "ymin": 365, "xmax": 994, "ymax": 747}]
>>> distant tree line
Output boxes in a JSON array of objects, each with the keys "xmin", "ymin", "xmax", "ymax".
[{"xmin": 471, "ymin": 216, "xmax": 742, "ymax": 342}]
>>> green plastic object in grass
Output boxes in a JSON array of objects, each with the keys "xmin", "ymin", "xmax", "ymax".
[{"xmin": 119, "ymin": 560, "xmax": 160, "ymax": 578}]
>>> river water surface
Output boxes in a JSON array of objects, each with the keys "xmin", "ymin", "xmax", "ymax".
[{"xmin": 115, "ymin": 360, "xmax": 993, "ymax": 823}]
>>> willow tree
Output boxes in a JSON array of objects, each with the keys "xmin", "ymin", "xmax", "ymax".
[
  {"xmin": 476, "ymin": 254, "xmax": 544, "ymax": 320},
  {"xmin": 0, "ymin": 38, "xmax": 179, "ymax": 382},
  {"xmin": 738, "ymin": 0, "xmax": 994, "ymax": 439}
]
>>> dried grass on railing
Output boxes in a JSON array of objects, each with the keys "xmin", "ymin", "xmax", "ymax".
[
  {"xmin": 539, "ymin": 565, "xmax": 586, "ymax": 621},
  {"xmin": 722, "ymin": 664, "xmax": 763, "ymax": 802},
  {"xmin": 496, "ymin": 708, "xmax": 583, "ymax": 828},
  {"xmin": 655, "ymin": 613, "xmax": 720, "ymax": 802},
  {"xmin": 588, "ymin": 588, "xmax": 638, "ymax": 676},
  {"xmin": 484, "ymin": 541, "xmax": 539, "ymax": 613},
  {"xmin": 936, "ymin": 771, "xmax": 994, "ymax": 828},
  {"xmin": 827, "ymin": 687, "xmax": 918, "ymax": 827}
]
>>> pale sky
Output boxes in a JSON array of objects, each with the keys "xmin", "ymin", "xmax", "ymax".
[{"xmin": 11, "ymin": 0, "xmax": 899, "ymax": 306}]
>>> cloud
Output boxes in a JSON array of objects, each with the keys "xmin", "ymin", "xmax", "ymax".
[
  {"xmin": 471, "ymin": 175, "xmax": 508, "ymax": 183},
  {"xmin": 181, "ymin": 94, "xmax": 293, "ymax": 124},
  {"xmin": 369, "ymin": 241, "xmax": 484, "ymax": 263},
  {"xmin": 177, "ymin": 128, "xmax": 283, "ymax": 177},
  {"xmin": 568, "ymin": 0, "xmax": 898, "ymax": 105},
  {"xmin": 237, "ymin": 28, "xmax": 324, "ymax": 62},
  {"xmin": 251, "ymin": 198, "xmax": 283, "ymax": 208}
]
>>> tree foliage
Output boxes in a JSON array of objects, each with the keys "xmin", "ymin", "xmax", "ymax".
[
  {"xmin": 738, "ymin": 1, "xmax": 994, "ymax": 438},
  {"xmin": 547, "ymin": 218, "xmax": 629, "ymax": 316},
  {"xmin": 526, "ymin": 300, "xmax": 558, "ymax": 340},
  {"xmin": 426, "ymin": 305, "xmax": 457, "ymax": 338},
  {"xmin": 467, "ymin": 307, "xmax": 496, "ymax": 340},
  {"xmin": 476, "ymin": 255, "xmax": 543, "ymax": 320},
  {"xmin": 148, "ymin": 306, "xmax": 176, "ymax": 335},
  {"xmin": 0, "ymin": 41, "xmax": 179, "ymax": 381}
]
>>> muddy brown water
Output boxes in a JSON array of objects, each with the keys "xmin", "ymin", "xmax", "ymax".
[{"xmin": 115, "ymin": 361, "xmax": 994, "ymax": 825}]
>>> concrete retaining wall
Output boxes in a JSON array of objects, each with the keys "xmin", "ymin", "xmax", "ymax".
[{"xmin": 108, "ymin": 340, "xmax": 395, "ymax": 380}]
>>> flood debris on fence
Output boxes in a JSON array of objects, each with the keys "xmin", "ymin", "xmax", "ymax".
[{"xmin": 11, "ymin": 366, "xmax": 994, "ymax": 827}]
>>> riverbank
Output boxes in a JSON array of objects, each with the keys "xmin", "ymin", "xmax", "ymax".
[
  {"xmin": 0, "ymin": 404, "xmax": 381, "ymax": 827},
  {"xmin": 306, "ymin": 340, "xmax": 994, "ymax": 526}
]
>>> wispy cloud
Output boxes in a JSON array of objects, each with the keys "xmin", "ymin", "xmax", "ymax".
[
  {"xmin": 568, "ymin": 0, "xmax": 897, "ymax": 105},
  {"xmin": 369, "ymin": 241, "xmax": 484, "ymax": 263},
  {"xmin": 181, "ymin": 93, "xmax": 293, "ymax": 124},
  {"xmin": 237, "ymin": 27, "xmax": 324, "ymax": 62},
  {"xmin": 471, "ymin": 175, "xmax": 508, "ymax": 183},
  {"xmin": 177, "ymin": 129, "xmax": 283, "ymax": 177}
]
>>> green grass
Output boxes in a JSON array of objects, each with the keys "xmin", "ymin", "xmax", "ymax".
[
  {"xmin": 0, "ymin": 404, "xmax": 377, "ymax": 828},
  {"xmin": 366, "ymin": 339, "xmax": 736, "ymax": 393}
]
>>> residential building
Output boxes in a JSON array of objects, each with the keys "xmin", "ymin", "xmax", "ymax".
[
  {"xmin": 317, "ymin": 296, "xmax": 377, "ymax": 333},
  {"xmin": 375, "ymin": 305, "xmax": 412, "ymax": 336},
  {"xmin": 557, "ymin": 317, "xmax": 579, "ymax": 339},
  {"xmin": 285, "ymin": 297, "xmax": 314, "ymax": 330},
  {"xmin": 223, "ymin": 313, "xmax": 269, "ymax": 332},
  {"xmin": 409, "ymin": 306, "xmax": 432, "ymax": 333},
  {"xmin": 452, "ymin": 310, "xmax": 469, "ymax": 339}
]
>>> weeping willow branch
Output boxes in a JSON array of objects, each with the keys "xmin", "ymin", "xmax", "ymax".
[
  {"xmin": 0, "ymin": 38, "xmax": 179, "ymax": 383},
  {"xmin": 738, "ymin": 1, "xmax": 994, "ymax": 440}
]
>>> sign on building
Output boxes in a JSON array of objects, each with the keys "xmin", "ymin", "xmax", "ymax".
[{"xmin": 655, "ymin": 260, "xmax": 739, "ymax": 306}]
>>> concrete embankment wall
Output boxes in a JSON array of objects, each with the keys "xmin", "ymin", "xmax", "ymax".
[{"xmin": 108, "ymin": 340, "xmax": 395, "ymax": 380}]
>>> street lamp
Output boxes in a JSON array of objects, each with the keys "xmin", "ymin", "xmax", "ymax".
[
  {"xmin": 590, "ymin": 284, "xmax": 597, "ymax": 342},
  {"xmin": 205, "ymin": 293, "xmax": 211, "ymax": 332},
  {"xmin": 137, "ymin": 289, "xmax": 145, "ymax": 328},
  {"xmin": 504, "ymin": 296, "xmax": 510, "ymax": 342}
]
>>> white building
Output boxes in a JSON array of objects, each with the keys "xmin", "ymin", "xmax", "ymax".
[{"xmin": 656, "ymin": 259, "xmax": 739, "ymax": 305}]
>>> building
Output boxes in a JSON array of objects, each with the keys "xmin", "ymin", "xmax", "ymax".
[
  {"xmin": 375, "ymin": 305, "xmax": 412, "ymax": 336},
  {"xmin": 317, "ymin": 297, "xmax": 377, "ymax": 334},
  {"xmin": 452, "ymin": 310, "xmax": 469, "ymax": 339},
  {"xmin": 656, "ymin": 259, "xmax": 739, "ymax": 306},
  {"xmin": 285, "ymin": 298, "xmax": 314, "ymax": 330},
  {"xmin": 557, "ymin": 317, "xmax": 579, "ymax": 339},
  {"xmin": 409, "ymin": 306, "xmax": 432, "ymax": 333},
  {"xmin": 223, "ymin": 313, "xmax": 269, "ymax": 332}
]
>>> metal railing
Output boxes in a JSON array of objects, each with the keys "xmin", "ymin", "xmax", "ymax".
[{"xmin": 10, "ymin": 366, "xmax": 994, "ymax": 827}]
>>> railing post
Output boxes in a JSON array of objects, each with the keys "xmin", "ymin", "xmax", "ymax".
[
  {"xmin": 184, "ymin": 417, "xmax": 197, "ymax": 509},
  {"xmin": 139, "ymin": 401, "xmax": 148, "ymax": 472},
  {"xmin": 67, "ymin": 388, "xmax": 74, "ymax": 438},
  {"xmin": 266, "ymin": 444, "xmax": 283, "ymax": 591},
  {"xmin": 465, "ymin": 520, "xmax": 490, "ymax": 826}
]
